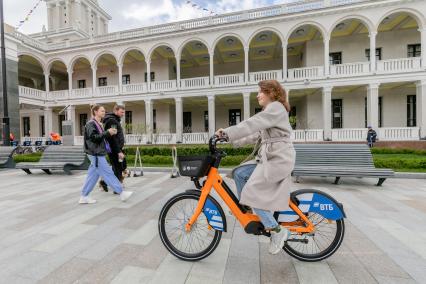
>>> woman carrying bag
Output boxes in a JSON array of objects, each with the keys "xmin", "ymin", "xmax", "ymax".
[{"xmin": 79, "ymin": 104, "xmax": 133, "ymax": 204}]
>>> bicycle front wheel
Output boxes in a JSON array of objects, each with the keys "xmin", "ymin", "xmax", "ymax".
[{"xmin": 158, "ymin": 192, "xmax": 222, "ymax": 261}]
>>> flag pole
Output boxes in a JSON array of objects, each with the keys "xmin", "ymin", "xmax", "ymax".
[{"xmin": 0, "ymin": 0, "xmax": 10, "ymax": 146}]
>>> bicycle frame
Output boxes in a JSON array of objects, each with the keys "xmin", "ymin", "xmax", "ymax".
[{"xmin": 185, "ymin": 167, "xmax": 315, "ymax": 234}]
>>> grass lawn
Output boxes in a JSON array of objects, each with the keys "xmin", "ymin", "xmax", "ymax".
[{"xmin": 12, "ymin": 150, "xmax": 426, "ymax": 173}]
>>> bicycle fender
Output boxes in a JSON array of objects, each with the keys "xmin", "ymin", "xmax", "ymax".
[
  {"xmin": 185, "ymin": 190, "xmax": 227, "ymax": 232},
  {"xmin": 280, "ymin": 192, "xmax": 345, "ymax": 221}
]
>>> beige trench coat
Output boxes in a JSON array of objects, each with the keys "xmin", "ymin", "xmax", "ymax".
[{"xmin": 224, "ymin": 101, "xmax": 295, "ymax": 211}]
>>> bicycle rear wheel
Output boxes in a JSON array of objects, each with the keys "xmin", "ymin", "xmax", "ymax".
[
  {"xmin": 158, "ymin": 192, "xmax": 222, "ymax": 261},
  {"xmin": 283, "ymin": 189, "xmax": 345, "ymax": 262}
]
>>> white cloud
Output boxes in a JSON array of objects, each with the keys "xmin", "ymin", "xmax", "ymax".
[
  {"xmin": 3, "ymin": 0, "xmax": 283, "ymax": 35},
  {"xmin": 4, "ymin": 0, "xmax": 47, "ymax": 34}
]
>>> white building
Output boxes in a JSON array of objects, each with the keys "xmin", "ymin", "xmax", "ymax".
[{"xmin": 5, "ymin": 0, "xmax": 426, "ymax": 144}]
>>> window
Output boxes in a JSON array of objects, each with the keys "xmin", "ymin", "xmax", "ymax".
[
  {"xmin": 407, "ymin": 95, "xmax": 416, "ymax": 127},
  {"xmin": 229, "ymin": 109, "xmax": 241, "ymax": 126},
  {"xmin": 365, "ymin": 48, "xmax": 382, "ymax": 61},
  {"xmin": 59, "ymin": 114, "xmax": 66, "ymax": 136},
  {"xmin": 23, "ymin": 117, "xmax": 30, "ymax": 136},
  {"xmin": 125, "ymin": 111, "xmax": 133, "ymax": 134},
  {"xmin": 78, "ymin": 80, "xmax": 86, "ymax": 88},
  {"xmin": 255, "ymin": 108, "xmax": 262, "ymax": 114},
  {"xmin": 204, "ymin": 111, "xmax": 209, "ymax": 132},
  {"xmin": 408, "ymin": 44, "xmax": 421, "ymax": 58},
  {"xmin": 40, "ymin": 116, "xmax": 45, "ymax": 137},
  {"xmin": 98, "ymin": 77, "xmax": 107, "ymax": 86},
  {"xmin": 153, "ymin": 109, "xmax": 157, "ymax": 132},
  {"xmin": 144, "ymin": 72, "xmax": 155, "ymax": 82},
  {"xmin": 289, "ymin": 106, "xmax": 297, "ymax": 129},
  {"xmin": 79, "ymin": 113, "xmax": 88, "ymax": 136},
  {"xmin": 332, "ymin": 99, "xmax": 343, "ymax": 129},
  {"xmin": 122, "ymin": 74, "xmax": 130, "ymax": 85},
  {"xmin": 183, "ymin": 112, "xmax": 192, "ymax": 133},
  {"xmin": 329, "ymin": 52, "xmax": 342, "ymax": 65},
  {"xmin": 364, "ymin": 97, "xmax": 383, "ymax": 128}
]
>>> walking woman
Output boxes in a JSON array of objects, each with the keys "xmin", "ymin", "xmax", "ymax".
[
  {"xmin": 216, "ymin": 80, "xmax": 295, "ymax": 255},
  {"xmin": 79, "ymin": 104, "xmax": 133, "ymax": 204}
]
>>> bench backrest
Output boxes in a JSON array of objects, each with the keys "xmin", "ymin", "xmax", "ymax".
[
  {"xmin": 294, "ymin": 144, "xmax": 375, "ymax": 168},
  {"xmin": 0, "ymin": 147, "xmax": 14, "ymax": 163},
  {"xmin": 39, "ymin": 146, "xmax": 86, "ymax": 164}
]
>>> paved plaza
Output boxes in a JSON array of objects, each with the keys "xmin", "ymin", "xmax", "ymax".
[{"xmin": 0, "ymin": 169, "xmax": 425, "ymax": 284}]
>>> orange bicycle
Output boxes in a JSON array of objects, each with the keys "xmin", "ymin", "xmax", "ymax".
[{"xmin": 158, "ymin": 136, "xmax": 346, "ymax": 262}]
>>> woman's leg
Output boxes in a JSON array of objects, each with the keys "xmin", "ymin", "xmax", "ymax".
[
  {"xmin": 81, "ymin": 155, "xmax": 100, "ymax": 197},
  {"xmin": 252, "ymin": 208, "xmax": 279, "ymax": 230},
  {"xmin": 233, "ymin": 164, "xmax": 256, "ymax": 199},
  {"xmin": 96, "ymin": 156, "xmax": 123, "ymax": 194}
]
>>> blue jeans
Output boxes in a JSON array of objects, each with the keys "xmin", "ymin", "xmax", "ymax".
[
  {"xmin": 233, "ymin": 164, "xmax": 279, "ymax": 229},
  {"xmin": 81, "ymin": 155, "xmax": 123, "ymax": 197}
]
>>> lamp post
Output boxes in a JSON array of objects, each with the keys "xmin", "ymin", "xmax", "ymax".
[{"xmin": 0, "ymin": 0, "xmax": 10, "ymax": 146}]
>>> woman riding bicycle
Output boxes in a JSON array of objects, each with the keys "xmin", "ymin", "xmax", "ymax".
[{"xmin": 216, "ymin": 79, "xmax": 295, "ymax": 255}]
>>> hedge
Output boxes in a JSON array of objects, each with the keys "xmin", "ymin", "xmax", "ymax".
[
  {"xmin": 11, "ymin": 146, "xmax": 426, "ymax": 172},
  {"xmin": 123, "ymin": 145, "xmax": 254, "ymax": 156}
]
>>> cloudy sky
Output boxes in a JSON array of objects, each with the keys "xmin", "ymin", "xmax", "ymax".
[{"xmin": 5, "ymin": 0, "xmax": 288, "ymax": 34}]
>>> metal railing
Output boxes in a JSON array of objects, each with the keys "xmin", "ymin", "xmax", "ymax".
[{"xmin": 9, "ymin": 0, "xmax": 371, "ymax": 51}]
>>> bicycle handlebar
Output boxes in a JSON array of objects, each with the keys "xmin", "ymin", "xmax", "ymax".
[{"xmin": 209, "ymin": 135, "xmax": 228, "ymax": 154}]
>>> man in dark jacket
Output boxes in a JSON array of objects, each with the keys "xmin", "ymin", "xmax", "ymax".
[
  {"xmin": 99, "ymin": 105, "xmax": 126, "ymax": 192},
  {"xmin": 366, "ymin": 126, "xmax": 377, "ymax": 148}
]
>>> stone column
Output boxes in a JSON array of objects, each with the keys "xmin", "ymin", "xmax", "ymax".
[
  {"xmin": 324, "ymin": 35, "xmax": 330, "ymax": 76},
  {"xmin": 420, "ymin": 28, "xmax": 426, "ymax": 69},
  {"xmin": 44, "ymin": 107, "xmax": 53, "ymax": 138},
  {"xmin": 282, "ymin": 43, "xmax": 288, "ymax": 80},
  {"xmin": 96, "ymin": 14, "xmax": 102, "ymax": 35},
  {"xmin": 366, "ymin": 83, "xmax": 380, "ymax": 130},
  {"xmin": 369, "ymin": 31, "xmax": 377, "ymax": 72},
  {"xmin": 209, "ymin": 50, "xmax": 214, "ymax": 86},
  {"xmin": 55, "ymin": 1, "xmax": 61, "ymax": 30},
  {"xmin": 91, "ymin": 66, "xmax": 97, "ymax": 95},
  {"xmin": 243, "ymin": 92, "xmax": 251, "ymax": 120},
  {"xmin": 146, "ymin": 59, "xmax": 151, "ymax": 91},
  {"xmin": 65, "ymin": 0, "xmax": 71, "ymax": 27},
  {"xmin": 44, "ymin": 72, "xmax": 50, "ymax": 93},
  {"xmin": 74, "ymin": 0, "xmax": 82, "ymax": 28},
  {"xmin": 176, "ymin": 55, "xmax": 181, "ymax": 89},
  {"xmin": 208, "ymin": 95, "xmax": 215, "ymax": 137},
  {"xmin": 416, "ymin": 80, "xmax": 426, "ymax": 138},
  {"xmin": 67, "ymin": 67, "xmax": 73, "ymax": 99},
  {"xmin": 244, "ymin": 46, "xmax": 249, "ymax": 84},
  {"xmin": 175, "ymin": 97, "xmax": 183, "ymax": 142},
  {"xmin": 86, "ymin": 7, "xmax": 92, "ymax": 35},
  {"xmin": 322, "ymin": 86, "xmax": 332, "ymax": 140},
  {"xmin": 145, "ymin": 99, "xmax": 153, "ymax": 143},
  {"xmin": 47, "ymin": 4, "xmax": 53, "ymax": 30},
  {"xmin": 118, "ymin": 63, "xmax": 123, "ymax": 93}
]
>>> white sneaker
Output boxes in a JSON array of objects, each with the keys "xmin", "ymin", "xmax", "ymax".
[
  {"xmin": 269, "ymin": 227, "xmax": 291, "ymax": 255},
  {"xmin": 120, "ymin": 191, "xmax": 133, "ymax": 202},
  {"xmin": 79, "ymin": 196, "xmax": 97, "ymax": 204}
]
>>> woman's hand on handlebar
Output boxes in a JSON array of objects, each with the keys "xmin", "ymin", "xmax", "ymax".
[{"xmin": 215, "ymin": 128, "xmax": 227, "ymax": 139}]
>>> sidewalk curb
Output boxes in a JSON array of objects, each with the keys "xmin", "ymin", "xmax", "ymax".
[
  {"xmin": 139, "ymin": 167, "xmax": 426, "ymax": 179},
  {"xmin": 394, "ymin": 172, "xmax": 426, "ymax": 179}
]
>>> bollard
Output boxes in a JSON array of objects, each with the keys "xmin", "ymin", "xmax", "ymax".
[{"xmin": 171, "ymin": 146, "xmax": 180, "ymax": 178}]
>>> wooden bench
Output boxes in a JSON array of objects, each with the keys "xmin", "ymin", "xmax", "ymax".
[
  {"xmin": 293, "ymin": 144, "xmax": 394, "ymax": 186},
  {"xmin": 16, "ymin": 146, "xmax": 89, "ymax": 175},
  {"xmin": 0, "ymin": 147, "xmax": 16, "ymax": 169}
]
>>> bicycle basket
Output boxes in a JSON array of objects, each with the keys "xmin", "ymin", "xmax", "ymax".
[{"xmin": 178, "ymin": 155, "xmax": 214, "ymax": 177}]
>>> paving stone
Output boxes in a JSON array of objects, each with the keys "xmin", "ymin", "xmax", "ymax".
[
  {"xmin": 0, "ymin": 172, "xmax": 424, "ymax": 284},
  {"xmin": 149, "ymin": 254, "xmax": 193, "ymax": 284},
  {"xmin": 259, "ymin": 243, "xmax": 299, "ymax": 284},
  {"xmin": 38, "ymin": 257, "xmax": 95, "ymax": 284},
  {"xmin": 110, "ymin": 266, "xmax": 155, "ymax": 284}
]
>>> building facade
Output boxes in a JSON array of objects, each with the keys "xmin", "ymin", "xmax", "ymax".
[{"xmin": 5, "ymin": 0, "xmax": 426, "ymax": 144}]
